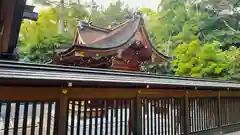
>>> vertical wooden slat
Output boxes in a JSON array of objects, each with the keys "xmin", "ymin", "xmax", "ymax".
[
  {"xmin": 201, "ymin": 99, "xmax": 204, "ymax": 130},
  {"xmin": 196, "ymin": 99, "xmax": 199, "ymax": 131},
  {"xmin": 54, "ymin": 101, "xmax": 60, "ymax": 135},
  {"xmin": 129, "ymin": 100, "xmax": 132, "ymax": 135},
  {"xmin": 39, "ymin": 102, "xmax": 44, "ymax": 135},
  {"xmin": 110, "ymin": 102, "xmax": 114, "ymax": 135},
  {"xmin": 180, "ymin": 99, "xmax": 183, "ymax": 134},
  {"xmin": 145, "ymin": 98, "xmax": 150, "ymax": 135},
  {"xmin": 173, "ymin": 98, "xmax": 175, "ymax": 135},
  {"xmin": 142, "ymin": 99, "xmax": 145, "ymax": 135},
  {"xmin": 89, "ymin": 100, "xmax": 93, "ymax": 135},
  {"xmin": 207, "ymin": 99, "xmax": 209, "ymax": 129},
  {"xmin": 161, "ymin": 99, "xmax": 163, "ymax": 135},
  {"xmin": 206, "ymin": 99, "xmax": 208, "ymax": 129},
  {"xmin": 232, "ymin": 99, "xmax": 235, "ymax": 124},
  {"xmin": 105, "ymin": 100, "xmax": 109, "ymax": 135},
  {"xmin": 211, "ymin": 99, "xmax": 213, "ymax": 129},
  {"xmin": 31, "ymin": 102, "xmax": 37, "ymax": 135},
  {"xmin": 184, "ymin": 93, "xmax": 189, "ymax": 135},
  {"xmin": 199, "ymin": 99, "xmax": 202, "ymax": 130},
  {"xmin": 203, "ymin": 99, "xmax": 206, "ymax": 130},
  {"xmin": 157, "ymin": 100, "xmax": 160, "ymax": 135},
  {"xmin": 13, "ymin": 102, "xmax": 20, "ymax": 135},
  {"xmin": 136, "ymin": 94, "xmax": 142, "ymax": 135},
  {"xmin": 100, "ymin": 100, "xmax": 104, "ymax": 135},
  {"xmin": 189, "ymin": 99, "xmax": 192, "ymax": 132},
  {"xmin": 47, "ymin": 102, "xmax": 52, "ymax": 135},
  {"xmin": 124, "ymin": 100, "xmax": 128, "ymax": 135},
  {"xmin": 154, "ymin": 100, "xmax": 157, "ymax": 135},
  {"xmin": 115, "ymin": 100, "xmax": 119, "ymax": 135},
  {"xmin": 213, "ymin": 99, "xmax": 216, "ymax": 128},
  {"xmin": 120, "ymin": 100, "xmax": 123, "ymax": 135},
  {"xmin": 218, "ymin": 92, "xmax": 222, "ymax": 134},
  {"xmin": 229, "ymin": 99, "xmax": 232, "ymax": 124},
  {"xmin": 208, "ymin": 99, "xmax": 211, "ymax": 129},
  {"xmin": 4, "ymin": 102, "xmax": 11, "ymax": 135},
  {"xmin": 70, "ymin": 101, "xmax": 75, "ymax": 135},
  {"xmin": 193, "ymin": 99, "xmax": 195, "ymax": 132},
  {"xmin": 76, "ymin": 101, "xmax": 81, "ymax": 135},
  {"xmin": 83, "ymin": 100, "xmax": 87, "ymax": 135},
  {"xmin": 150, "ymin": 99, "xmax": 153, "ymax": 135},
  {"xmin": 22, "ymin": 102, "xmax": 29, "ymax": 135},
  {"xmin": 95, "ymin": 100, "xmax": 99, "ymax": 135},
  {"xmin": 164, "ymin": 99, "xmax": 167, "ymax": 135},
  {"xmin": 194, "ymin": 99, "xmax": 197, "ymax": 131},
  {"xmin": 168, "ymin": 99, "xmax": 170, "ymax": 135},
  {"xmin": 171, "ymin": 99, "xmax": 173, "ymax": 135}
]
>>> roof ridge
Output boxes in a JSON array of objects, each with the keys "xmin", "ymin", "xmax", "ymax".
[{"xmin": 78, "ymin": 21, "xmax": 111, "ymax": 33}]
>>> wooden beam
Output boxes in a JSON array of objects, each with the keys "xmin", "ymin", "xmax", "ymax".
[
  {"xmin": 138, "ymin": 89, "xmax": 186, "ymax": 98},
  {"xmin": 220, "ymin": 91, "xmax": 240, "ymax": 97},
  {"xmin": 0, "ymin": 86, "xmax": 61, "ymax": 100},
  {"xmin": 188, "ymin": 91, "xmax": 219, "ymax": 97},
  {"xmin": 68, "ymin": 88, "xmax": 138, "ymax": 99}
]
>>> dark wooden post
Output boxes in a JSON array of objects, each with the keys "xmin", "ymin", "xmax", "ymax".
[
  {"xmin": 136, "ymin": 90, "xmax": 142, "ymax": 135},
  {"xmin": 132, "ymin": 90, "xmax": 142, "ymax": 135},
  {"xmin": 58, "ymin": 88, "xmax": 69, "ymax": 135},
  {"xmin": 184, "ymin": 91, "xmax": 189, "ymax": 135},
  {"xmin": 217, "ymin": 92, "xmax": 222, "ymax": 134}
]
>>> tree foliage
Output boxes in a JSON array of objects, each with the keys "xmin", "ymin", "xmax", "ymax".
[
  {"xmin": 19, "ymin": 0, "xmax": 240, "ymax": 81},
  {"xmin": 172, "ymin": 39, "xmax": 229, "ymax": 78},
  {"xmin": 90, "ymin": 0, "xmax": 134, "ymax": 27},
  {"xmin": 19, "ymin": 4, "xmax": 87, "ymax": 63},
  {"xmin": 19, "ymin": 1, "xmax": 132, "ymax": 63},
  {"xmin": 20, "ymin": 35, "xmax": 71, "ymax": 63},
  {"xmin": 142, "ymin": 0, "xmax": 240, "ymax": 80}
]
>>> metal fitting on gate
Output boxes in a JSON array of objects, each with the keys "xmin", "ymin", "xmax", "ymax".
[{"xmin": 62, "ymin": 89, "xmax": 68, "ymax": 94}]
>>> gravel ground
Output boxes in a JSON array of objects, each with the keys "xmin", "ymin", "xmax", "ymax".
[{"xmin": 226, "ymin": 131, "xmax": 240, "ymax": 135}]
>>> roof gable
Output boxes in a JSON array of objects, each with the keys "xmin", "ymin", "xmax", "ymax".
[{"xmin": 56, "ymin": 11, "xmax": 170, "ymax": 64}]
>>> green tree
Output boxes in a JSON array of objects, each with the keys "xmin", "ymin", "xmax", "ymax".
[
  {"xmin": 20, "ymin": 35, "xmax": 71, "ymax": 63},
  {"xmin": 90, "ymin": 0, "xmax": 133, "ymax": 27},
  {"xmin": 224, "ymin": 47, "xmax": 240, "ymax": 80},
  {"xmin": 142, "ymin": 0, "xmax": 208, "ymax": 55},
  {"xmin": 197, "ymin": 0, "xmax": 240, "ymax": 47},
  {"xmin": 19, "ymin": 6, "xmax": 87, "ymax": 63},
  {"xmin": 172, "ymin": 39, "xmax": 229, "ymax": 78}
]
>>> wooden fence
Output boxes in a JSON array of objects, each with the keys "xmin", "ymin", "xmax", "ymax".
[{"xmin": 0, "ymin": 87, "xmax": 240, "ymax": 135}]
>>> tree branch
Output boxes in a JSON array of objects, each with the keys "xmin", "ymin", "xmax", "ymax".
[{"xmin": 221, "ymin": 19, "xmax": 238, "ymax": 32}]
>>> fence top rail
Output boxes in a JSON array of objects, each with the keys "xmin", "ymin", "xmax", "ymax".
[{"xmin": 0, "ymin": 60, "xmax": 240, "ymax": 89}]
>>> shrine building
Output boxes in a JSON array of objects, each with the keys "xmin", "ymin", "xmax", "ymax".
[{"xmin": 52, "ymin": 12, "xmax": 170, "ymax": 71}]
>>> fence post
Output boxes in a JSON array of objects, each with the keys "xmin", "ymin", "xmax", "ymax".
[
  {"xmin": 184, "ymin": 91, "xmax": 189, "ymax": 135},
  {"xmin": 132, "ymin": 90, "xmax": 142, "ymax": 135},
  {"xmin": 218, "ymin": 92, "xmax": 222, "ymax": 134},
  {"xmin": 136, "ymin": 90, "xmax": 142, "ymax": 135},
  {"xmin": 58, "ymin": 88, "xmax": 69, "ymax": 135}
]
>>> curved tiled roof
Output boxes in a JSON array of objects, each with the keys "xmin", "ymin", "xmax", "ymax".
[
  {"xmin": 59, "ymin": 16, "xmax": 140, "ymax": 56},
  {"xmin": 58, "ymin": 12, "xmax": 170, "ymax": 61}
]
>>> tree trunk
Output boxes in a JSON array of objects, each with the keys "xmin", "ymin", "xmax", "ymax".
[
  {"xmin": 59, "ymin": 0, "xmax": 64, "ymax": 34},
  {"xmin": 77, "ymin": 0, "xmax": 80, "ymax": 5}
]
